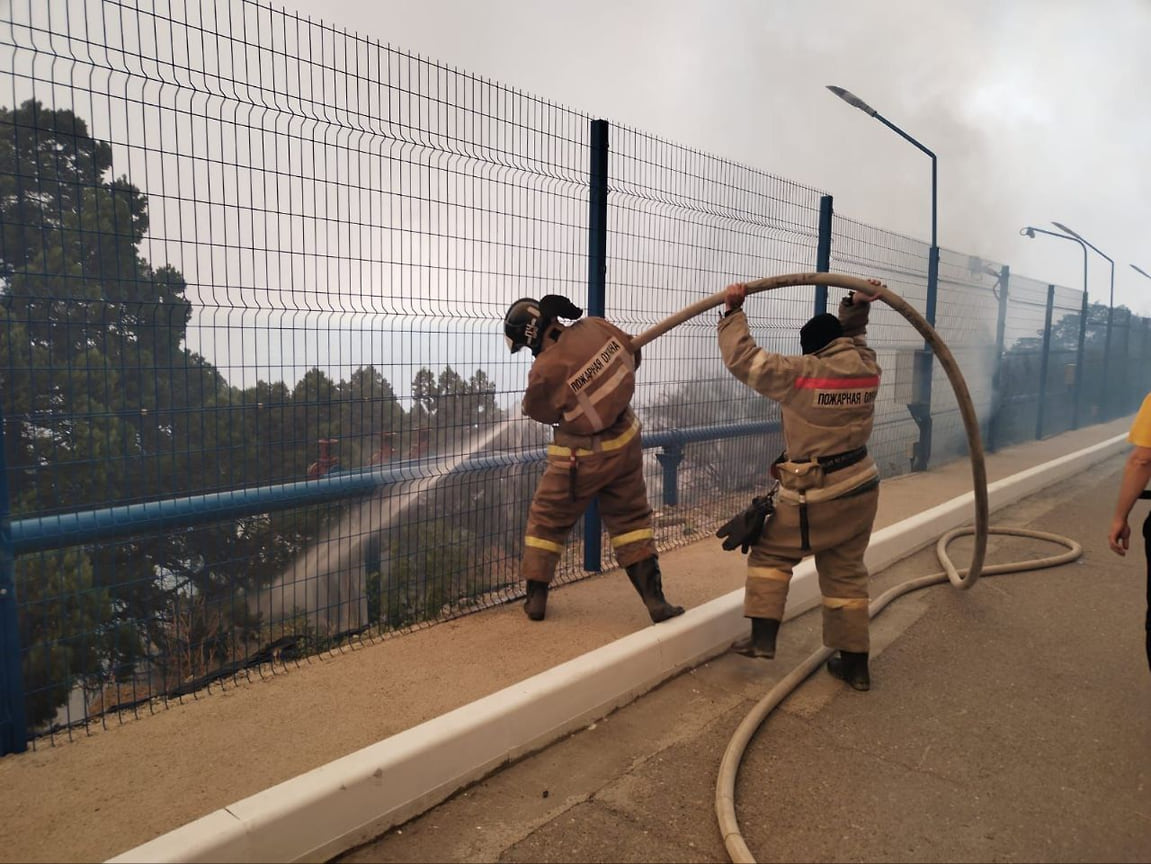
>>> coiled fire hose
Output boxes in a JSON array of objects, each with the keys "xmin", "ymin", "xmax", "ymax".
[{"xmin": 632, "ymin": 274, "xmax": 1083, "ymax": 864}]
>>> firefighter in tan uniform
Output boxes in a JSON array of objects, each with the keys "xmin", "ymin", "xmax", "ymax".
[
  {"xmin": 504, "ymin": 295, "xmax": 684, "ymax": 624},
  {"xmin": 718, "ymin": 281, "xmax": 881, "ymax": 690}
]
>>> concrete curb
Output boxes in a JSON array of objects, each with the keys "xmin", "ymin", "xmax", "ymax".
[{"xmin": 108, "ymin": 433, "xmax": 1130, "ymax": 864}]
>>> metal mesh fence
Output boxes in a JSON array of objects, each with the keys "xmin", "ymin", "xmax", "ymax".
[
  {"xmin": 993, "ymin": 273, "xmax": 1051, "ymax": 445},
  {"xmin": 930, "ymin": 248, "xmax": 1002, "ymax": 461},
  {"xmin": 1081, "ymin": 302, "xmax": 1111, "ymax": 426},
  {"xmin": 1038, "ymin": 282, "xmax": 1084, "ymax": 438},
  {"xmin": 606, "ymin": 124, "xmax": 824, "ymax": 563},
  {"xmin": 1134, "ymin": 318, "xmax": 1151, "ymax": 409},
  {"xmin": 1112, "ymin": 308, "xmax": 1149, "ymax": 417},
  {"xmin": 827, "ymin": 215, "xmax": 929, "ymax": 475},
  {"xmin": 1, "ymin": 0, "xmax": 595, "ymax": 741},
  {"xmin": 1, "ymin": 0, "xmax": 1147, "ymax": 748}
]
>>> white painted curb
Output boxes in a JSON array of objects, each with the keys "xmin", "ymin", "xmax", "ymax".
[{"xmin": 109, "ymin": 433, "xmax": 1130, "ymax": 864}]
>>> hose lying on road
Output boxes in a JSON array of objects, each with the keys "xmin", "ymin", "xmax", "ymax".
[
  {"xmin": 633, "ymin": 274, "xmax": 1084, "ymax": 864},
  {"xmin": 712, "ymin": 526, "xmax": 1081, "ymax": 864}
]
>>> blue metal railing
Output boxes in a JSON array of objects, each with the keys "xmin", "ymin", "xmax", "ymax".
[{"xmin": 10, "ymin": 420, "xmax": 781, "ymax": 557}]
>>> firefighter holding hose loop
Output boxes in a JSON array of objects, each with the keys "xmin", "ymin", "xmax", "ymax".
[
  {"xmin": 503, "ymin": 294, "xmax": 685, "ymax": 625},
  {"xmin": 716, "ymin": 281, "xmax": 882, "ymax": 690}
]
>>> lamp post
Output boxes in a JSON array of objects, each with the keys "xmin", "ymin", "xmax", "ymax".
[
  {"xmin": 1051, "ymin": 222, "xmax": 1115, "ymax": 419},
  {"xmin": 1020, "ymin": 225, "xmax": 1090, "ymax": 427},
  {"xmin": 1132, "ymin": 264, "xmax": 1151, "ymax": 281},
  {"xmin": 828, "ymin": 85, "xmax": 938, "ymax": 471}
]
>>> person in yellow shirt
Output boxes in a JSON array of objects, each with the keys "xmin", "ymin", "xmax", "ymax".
[{"xmin": 1108, "ymin": 391, "xmax": 1151, "ymax": 671}]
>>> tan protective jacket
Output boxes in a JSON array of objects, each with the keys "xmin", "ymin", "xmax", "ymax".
[
  {"xmin": 718, "ymin": 297, "xmax": 880, "ymax": 495},
  {"xmin": 522, "ymin": 317, "xmax": 640, "ymax": 438}
]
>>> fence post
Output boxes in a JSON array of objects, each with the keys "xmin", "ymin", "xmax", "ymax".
[
  {"xmin": 656, "ymin": 446, "xmax": 683, "ymax": 507},
  {"xmin": 583, "ymin": 118, "xmax": 609, "ymax": 573},
  {"xmin": 910, "ymin": 246, "xmax": 940, "ymax": 471},
  {"xmin": 987, "ymin": 265, "xmax": 1010, "ymax": 452},
  {"xmin": 0, "ymin": 406, "xmax": 28, "ymax": 756},
  {"xmin": 1035, "ymin": 284, "xmax": 1055, "ymax": 441},
  {"xmin": 1072, "ymin": 289, "xmax": 1088, "ymax": 429},
  {"xmin": 813, "ymin": 194, "xmax": 833, "ymax": 315},
  {"xmin": 1120, "ymin": 311, "xmax": 1132, "ymax": 413},
  {"xmin": 1102, "ymin": 299, "xmax": 1115, "ymax": 421}
]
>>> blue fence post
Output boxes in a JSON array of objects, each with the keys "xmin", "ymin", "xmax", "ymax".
[
  {"xmin": 813, "ymin": 194, "xmax": 833, "ymax": 315},
  {"xmin": 1072, "ymin": 289, "xmax": 1088, "ymax": 429},
  {"xmin": 1102, "ymin": 297, "xmax": 1115, "ymax": 421},
  {"xmin": 656, "ymin": 446, "xmax": 683, "ymax": 507},
  {"xmin": 988, "ymin": 265, "xmax": 1010, "ymax": 452},
  {"xmin": 0, "ymin": 407, "xmax": 28, "ymax": 756},
  {"xmin": 583, "ymin": 118, "xmax": 609, "ymax": 573},
  {"xmin": 910, "ymin": 245, "xmax": 940, "ymax": 471},
  {"xmin": 1120, "ymin": 311, "xmax": 1132, "ymax": 414},
  {"xmin": 1035, "ymin": 284, "xmax": 1055, "ymax": 441}
]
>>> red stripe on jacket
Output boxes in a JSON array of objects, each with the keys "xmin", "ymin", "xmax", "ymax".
[{"xmin": 794, "ymin": 375, "xmax": 880, "ymax": 390}]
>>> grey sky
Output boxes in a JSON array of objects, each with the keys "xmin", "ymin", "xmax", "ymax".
[{"xmin": 284, "ymin": 0, "xmax": 1151, "ymax": 315}]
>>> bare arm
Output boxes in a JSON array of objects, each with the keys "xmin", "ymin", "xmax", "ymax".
[{"xmin": 1108, "ymin": 445, "xmax": 1151, "ymax": 556}]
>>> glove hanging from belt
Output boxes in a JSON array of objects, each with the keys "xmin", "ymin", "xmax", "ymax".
[{"xmin": 716, "ymin": 483, "xmax": 778, "ymax": 554}]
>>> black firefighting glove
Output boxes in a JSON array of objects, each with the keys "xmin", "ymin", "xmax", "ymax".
[{"xmin": 716, "ymin": 494, "xmax": 774, "ymax": 554}]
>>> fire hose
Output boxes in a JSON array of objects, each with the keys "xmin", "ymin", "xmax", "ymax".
[{"xmin": 632, "ymin": 274, "xmax": 1083, "ymax": 864}]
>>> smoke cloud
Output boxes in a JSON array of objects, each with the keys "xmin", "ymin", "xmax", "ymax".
[{"xmin": 293, "ymin": 0, "xmax": 1151, "ymax": 314}]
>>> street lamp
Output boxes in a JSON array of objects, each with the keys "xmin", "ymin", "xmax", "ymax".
[
  {"xmin": 1051, "ymin": 222, "xmax": 1115, "ymax": 419},
  {"xmin": 828, "ymin": 85, "xmax": 938, "ymax": 470},
  {"xmin": 1020, "ymin": 225, "xmax": 1090, "ymax": 428},
  {"xmin": 1132, "ymin": 264, "xmax": 1151, "ymax": 281}
]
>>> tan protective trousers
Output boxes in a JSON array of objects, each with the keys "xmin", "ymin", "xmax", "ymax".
[
  {"xmin": 522, "ymin": 431, "xmax": 656, "ymax": 583},
  {"xmin": 744, "ymin": 483, "xmax": 879, "ymax": 653}
]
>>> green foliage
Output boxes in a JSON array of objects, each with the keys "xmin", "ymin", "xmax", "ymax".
[
  {"xmin": 0, "ymin": 99, "xmax": 504, "ymax": 724},
  {"xmin": 1005, "ymin": 301, "xmax": 1122, "ymax": 356},
  {"xmin": 409, "ymin": 364, "xmax": 500, "ymax": 432},
  {"xmin": 380, "ymin": 518, "xmax": 480, "ymax": 630},
  {"xmin": 15, "ymin": 548, "xmax": 110, "ymax": 727}
]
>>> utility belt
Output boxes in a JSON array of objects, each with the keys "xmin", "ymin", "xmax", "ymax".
[
  {"xmin": 773, "ymin": 446, "xmax": 876, "ymax": 553},
  {"xmin": 548, "ymin": 410, "xmax": 640, "ymax": 500},
  {"xmin": 549, "ymin": 409, "xmax": 639, "ymax": 457},
  {"xmin": 774, "ymin": 446, "xmax": 869, "ymax": 494},
  {"xmin": 815, "ymin": 446, "xmax": 869, "ymax": 473}
]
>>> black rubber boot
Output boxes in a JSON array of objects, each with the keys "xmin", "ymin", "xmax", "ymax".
[
  {"xmin": 733, "ymin": 617, "xmax": 780, "ymax": 659},
  {"xmin": 827, "ymin": 650, "xmax": 870, "ymax": 691},
  {"xmin": 1142, "ymin": 511, "xmax": 1150, "ymax": 673},
  {"xmin": 523, "ymin": 580, "xmax": 549, "ymax": 621},
  {"xmin": 626, "ymin": 558, "xmax": 685, "ymax": 623}
]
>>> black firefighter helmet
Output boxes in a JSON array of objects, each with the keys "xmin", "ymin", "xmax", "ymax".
[{"xmin": 503, "ymin": 295, "xmax": 584, "ymax": 356}]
